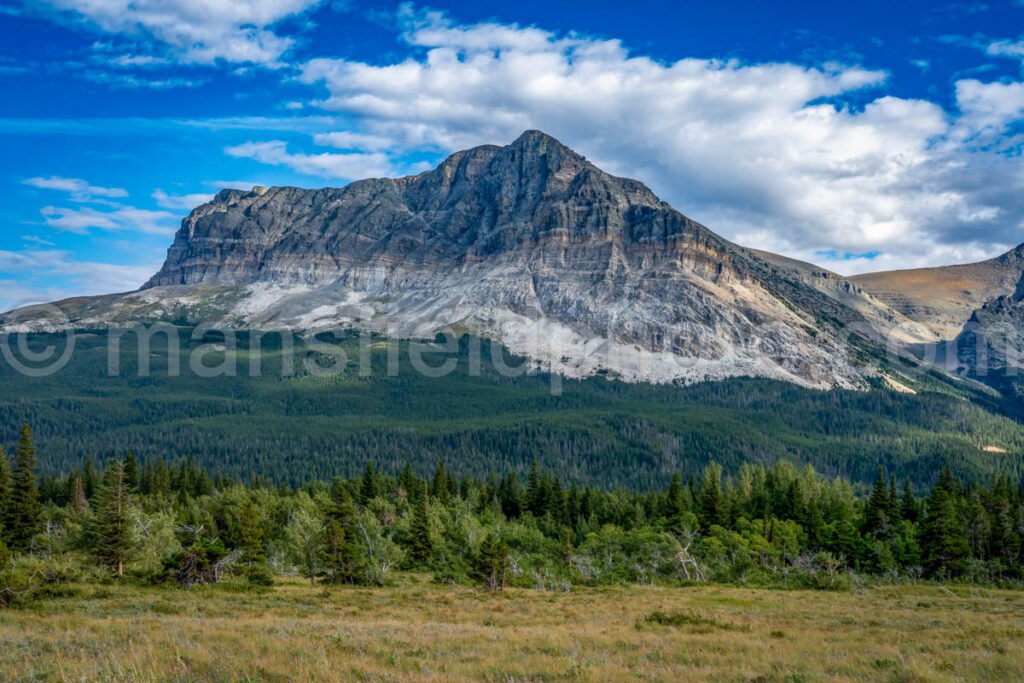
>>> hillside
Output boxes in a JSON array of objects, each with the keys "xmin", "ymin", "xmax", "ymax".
[{"xmin": 1, "ymin": 329, "xmax": 1020, "ymax": 489}]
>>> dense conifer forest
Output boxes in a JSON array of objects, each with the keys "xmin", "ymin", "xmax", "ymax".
[
  {"xmin": 0, "ymin": 330, "xmax": 1022, "ymax": 490},
  {"xmin": 1, "ymin": 421, "xmax": 1023, "ymax": 607}
]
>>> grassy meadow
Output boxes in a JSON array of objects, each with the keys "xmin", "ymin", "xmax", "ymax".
[{"xmin": 1, "ymin": 576, "xmax": 1021, "ymax": 682}]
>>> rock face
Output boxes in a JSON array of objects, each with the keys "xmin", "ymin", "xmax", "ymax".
[
  {"xmin": 7, "ymin": 130, "xmax": 924, "ymax": 389},
  {"xmin": 851, "ymin": 246, "xmax": 1024, "ymax": 340}
]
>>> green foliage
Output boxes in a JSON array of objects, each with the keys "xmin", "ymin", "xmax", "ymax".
[
  {"xmin": 473, "ymin": 532, "xmax": 510, "ymax": 591},
  {"xmin": 408, "ymin": 482, "xmax": 433, "ymax": 566},
  {"xmin": 5, "ymin": 425, "xmax": 41, "ymax": 551},
  {"xmin": 0, "ymin": 418, "xmax": 1022, "ymax": 595},
  {"xmin": 2, "ymin": 331, "xmax": 1024, "ymax": 491},
  {"xmin": 89, "ymin": 460, "xmax": 134, "ymax": 576}
]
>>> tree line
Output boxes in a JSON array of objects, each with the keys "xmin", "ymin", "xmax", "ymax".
[{"xmin": 1, "ymin": 423, "xmax": 1023, "ymax": 605}]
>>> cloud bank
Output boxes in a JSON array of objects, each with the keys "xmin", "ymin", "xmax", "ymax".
[{"xmin": 271, "ymin": 7, "xmax": 1024, "ymax": 273}]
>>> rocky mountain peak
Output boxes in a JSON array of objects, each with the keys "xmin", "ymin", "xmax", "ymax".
[{"xmin": 9, "ymin": 130, "xmax": 915, "ymax": 390}]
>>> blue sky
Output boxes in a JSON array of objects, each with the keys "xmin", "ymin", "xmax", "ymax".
[{"xmin": 1, "ymin": 0, "xmax": 1023, "ymax": 310}]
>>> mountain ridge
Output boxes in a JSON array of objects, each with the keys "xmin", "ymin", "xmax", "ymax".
[{"xmin": 4, "ymin": 130, "xmax": 1019, "ymax": 393}]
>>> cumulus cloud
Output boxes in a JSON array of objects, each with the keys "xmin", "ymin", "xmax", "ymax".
[
  {"xmin": 0, "ymin": 250, "xmax": 160, "ymax": 311},
  {"xmin": 23, "ymin": 176, "xmax": 127, "ymax": 201},
  {"xmin": 37, "ymin": 0, "xmax": 323, "ymax": 66},
  {"xmin": 282, "ymin": 7, "xmax": 1024, "ymax": 273},
  {"xmin": 40, "ymin": 205, "xmax": 177, "ymax": 236},
  {"xmin": 225, "ymin": 140, "xmax": 396, "ymax": 179},
  {"xmin": 152, "ymin": 189, "xmax": 215, "ymax": 211}
]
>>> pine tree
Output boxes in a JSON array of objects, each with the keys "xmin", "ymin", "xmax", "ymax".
[
  {"xmin": 864, "ymin": 466, "xmax": 890, "ymax": 537},
  {"xmin": 69, "ymin": 472, "xmax": 88, "ymax": 515},
  {"xmin": 82, "ymin": 454, "xmax": 98, "ymax": 499},
  {"xmin": 5, "ymin": 425, "xmax": 41, "ymax": 550},
  {"xmin": 359, "ymin": 461, "xmax": 378, "ymax": 505},
  {"xmin": 398, "ymin": 463, "xmax": 416, "ymax": 500},
  {"xmin": 473, "ymin": 532, "xmax": 510, "ymax": 591},
  {"xmin": 91, "ymin": 460, "xmax": 133, "ymax": 576},
  {"xmin": 321, "ymin": 478, "xmax": 360, "ymax": 583},
  {"xmin": 237, "ymin": 498, "xmax": 265, "ymax": 564},
  {"xmin": 432, "ymin": 461, "xmax": 449, "ymax": 504},
  {"xmin": 887, "ymin": 478, "xmax": 900, "ymax": 522},
  {"xmin": 699, "ymin": 463, "xmax": 723, "ymax": 532},
  {"xmin": 921, "ymin": 472, "xmax": 970, "ymax": 577},
  {"xmin": 123, "ymin": 451, "xmax": 140, "ymax": 492},
  {"xmin": 665, "ymin": 473, "xmax": 685, "ymax": 535},
  {"xmin": 408, "ymin": 481, "xmax": 433, "ymax": 565}
]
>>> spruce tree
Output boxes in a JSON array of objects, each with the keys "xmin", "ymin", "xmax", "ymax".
[
  {"xmin": 123, "ymin": 451, "xmax": 140, "ymax": 492},
  {"xmin": 360, "ymin": 461, "xmax": 378, "ymax": 505},
  {"xmin": 864, "ymin": 466, "xmax": 890, "ymax": 537},
  {"xmin": 82, "ymin": 454, "xmax": 98, "ymax": 499},
  {"xmin": 699, "ymin": 463, "xmax": 723, "ymax": 532},
  {"xmin": 69, "ymin": 472, "xmax": 88, "ymax": 515},
  {"xmin": 432, "ymin": 461, "xmax": 449, "ymax": 504},
  {"xmin": 473, "ymin": 532, "xmax": 510, "ymax": 591},
  {"xmin": 408, "ymin": 481, "xmax": 433, "ymax": 565},
  {"xmin": 5, "ymin": 425, "xmax": 41, "ymax": 550},
  {"xmin": 665, "ymin": 473, "xmax": 685, "ymax": 535},
  {"xmin": 321, "ymin": 478, "xmax": 360, "ymax": 583},
  {"xmin": 921, "ymin": 475, "xmax": 970, "ymax": 577},
  {"xmin": 237, "ymin": 498, "xmax": 265, "ymax": 564},
  {"xmin": 92, "ymin": 460, "xmax": 133, "ymax": 576}
]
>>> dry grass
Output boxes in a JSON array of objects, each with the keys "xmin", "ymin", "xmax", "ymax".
[{"xmin": 1, "ymin": 576, "xmax": 1021, "ymax": 681}]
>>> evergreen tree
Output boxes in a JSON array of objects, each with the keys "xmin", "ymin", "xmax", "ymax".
[
  {"xmin": 864, "ymin": 466, "xmax": 890, "ymax": 537},
  {"xmin": 473, "ymin": 532, "xmax": 510, "ymax": 591},
  {"xmin": 69, "ymin": 472, "xmax": 88, "ymax": 515},
  {"xmin": 408, "ymin": 481, "xmax": 433, "ymax": 564},
  {"xmin": 237, "ymin": 498, "xmax": 266, "ymax": 564},
  {"xmin": 91, "ymin": 460, "xmax": 133, "ymax": 576},
  {"xmin": 398, "ymin": 463, "xmax": 416, "ymax": 500},
  {"xmin": 359, "ymin": 461, "xmax": 378, "ymax": 505},
  {"xmin": 664, "ymin": 473, "xmax": 685, "ymax": 535},
  {"xmin": 123, "ymin": 451, "xmax": 140, "ymax": 492},
  {"xmin": 322, "ymin": 478, "xmax": 360, "ymax": 584},
  {"xmin": 5, "ymin": 425, "xmax": 41, "ymax": 550},
  {"xmin": 82, "ymin": 454, "xmax": 98, "ymax": 499},
  {"xmin": 698, "ymin": 463, "xmax": 723, "ymax": 532},
  {"xmin": 921, "ymin": 471, "xmax": 970, "ymax": 577},
  {"xmin": 432, "ymin": 461, "xmax": 449, "ymax": 504}
]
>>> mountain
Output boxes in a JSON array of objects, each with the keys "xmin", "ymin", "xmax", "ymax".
[
  {"xmin": 851, "ymin": 245, "xmax": 1024, "ymax": 340},
  {"xmin": 0, "ymin": 131, "xmax": 959, "ymax": 389}
]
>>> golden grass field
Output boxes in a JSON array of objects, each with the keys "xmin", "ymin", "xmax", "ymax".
[{"xmin": 1, "ymin": 576, "xmax": 1022, "ymax": 682}]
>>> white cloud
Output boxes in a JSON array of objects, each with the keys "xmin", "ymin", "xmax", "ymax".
[
  {"xmin": 23, "ymin": 176, "xmax": 127, "ymax": 201},
  {"xmin": 152, "ymin": 189, "xmax": 215, "ymax": 211},
  {"xmin": 224, "ymin": 140, "xmax": 396, "ymax": 179},
  {"xmin": 38, "ymin": 0, "xmax": 324, "ymax": 66},
  {"xmin": 987, "ymin": 39, "xmax": 1024, "ymax": 59},
  {"xmin": 286, "ymin": 8, "xmax": 1024, "ymax": 273},
  {"xmin": 313, "ymin": 131, "xmax": 395, "ymax": 151},
  {"xmin": 955, "ymin": 79, "xmax": 1024, "ymax": 143},
  {"xmin": 0, "ymin": 250, "xmax": 160, "ymax": 311},
  {"xmin": 40, "ymin": 205, "xmax": 177, "ymax": 236}
]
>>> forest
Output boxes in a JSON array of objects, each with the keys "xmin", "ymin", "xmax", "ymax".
[
  {"xmin": 1, "ymin": 420, "xmax": 1023, "ymax": 609},
  {"xmin": 1, "ymin": 329, "xmax": 1022, "ymax": 490}
]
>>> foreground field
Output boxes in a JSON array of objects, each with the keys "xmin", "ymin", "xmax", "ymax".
[{"xmin": 0, "ymin": 577, "xmax": 1021, "ymax": 682}]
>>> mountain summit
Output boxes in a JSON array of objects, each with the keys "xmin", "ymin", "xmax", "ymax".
[{"xmin": 5, "ymin": 131, "xmax": 942, "ymax": 388}]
